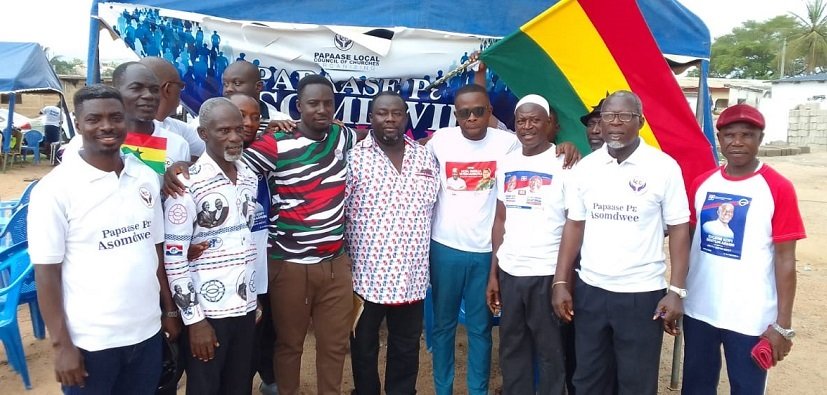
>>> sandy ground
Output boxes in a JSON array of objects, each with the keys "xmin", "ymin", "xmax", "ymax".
[{"xmin": 1, "ymin": 152, "xmax": 826, "ymax": 394}]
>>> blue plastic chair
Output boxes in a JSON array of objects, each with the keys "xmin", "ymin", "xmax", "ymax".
[
  {"xmin": 0, "ymin": 204, "xmax": 44, "ymax": 340},
  {"xmin": 0, "ymin": 179, "xmax": 38, "ymax": 226},
  {"xmin": 21, "ymin": 130, "xmax": 43, "ymax": 164},
  {"xmin": 0, "ymin": 241, "xmax": 34, "ymax": 389}
]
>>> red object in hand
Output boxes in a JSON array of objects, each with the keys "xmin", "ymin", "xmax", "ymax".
[{"xmin": 751, "ymin": 337, "xmax": 774, "ymax": 370}]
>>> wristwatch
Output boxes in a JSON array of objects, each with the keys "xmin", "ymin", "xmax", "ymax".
[
  {"xmin": 668, "ymin": 285, "xmax": 688, "ymax": 299},
  {"xmin": 772, "ymin": 323, "xmax": 796, "ymax": 340},
  {"xmin": 164, "ymin": 310, "xmax": 180, "ymax": 318}
]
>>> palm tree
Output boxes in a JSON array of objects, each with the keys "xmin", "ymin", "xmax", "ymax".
[{"xmin": 789, "ymin": 0, "xmax": 827, "ymax": 74}]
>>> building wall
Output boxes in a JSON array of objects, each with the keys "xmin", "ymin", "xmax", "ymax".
[
  {"xmin": 11, "ymin": 76, "xmax": 112, "ymax": 118},
  {"xmin": 764, "ymin": 81, "xmax": 827, "ymax": 144},
  {"xmin": 788, "ymin": 103, "xmax": 827, "ymax": 151}
]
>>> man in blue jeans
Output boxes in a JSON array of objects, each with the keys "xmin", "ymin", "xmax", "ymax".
[{"xmin": 29, "ymin": 84, "xmax": 178, "ymax": 394}]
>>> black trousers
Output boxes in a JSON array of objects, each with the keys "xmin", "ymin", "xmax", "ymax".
[
  {"xmin": 251, "ymin": 294, "xmax": 276, "ymax": 385},
  {"xmin": 350, "ymin": 299, "xmax": 423, "ymax": 395},
  {"xmin": 184, "ymin": 311, "xmax": 256, "ymax": 395},
  {"xmin": 498, "ymin": 270, "xmax": 566, "ymax": 395},
  {"xmin": 572, "ymin": 276, "xmax": 665, "ymax": 395}
]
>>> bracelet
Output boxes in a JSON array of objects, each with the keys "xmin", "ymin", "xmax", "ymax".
[
  {"xmin": 164, "ymin": 310, "xmax": 180, "ymax": 318},
  {"xmin": 552, "ymin": 281, "xmax": 568, "ymax": 288}
]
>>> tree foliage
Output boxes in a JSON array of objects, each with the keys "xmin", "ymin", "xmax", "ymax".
[
  {"xmin": 709, "ymin": 16, "xmax": 799, "ymax": 79},
  {"xmin": 49, "ymin": 56, "xmax": 84, "ymax": 75},
  {"xmin": 788, "ymin": 0, "xmax": 827, "ymax": 73}
]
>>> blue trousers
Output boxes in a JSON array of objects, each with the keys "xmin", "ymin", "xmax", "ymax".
[
  {"xmin": 429, "ymin": 240, "xmax": 492, "ymax": 395},
  {"xmin": 682, "ymin": 316, "xmax": 768, "ymax": 395},
  {"xmin": 63, "ymin": 331, "xmax": 162, "ymax": 395}
]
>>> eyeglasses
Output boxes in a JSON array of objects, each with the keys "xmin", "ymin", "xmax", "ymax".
[
  {"xmin": 456, "ymin": 106, "xmax": 488, "ymax": 120},
  {"xmin": 600, "ymin": 112, "xmax": 640, "ymax": 123}
]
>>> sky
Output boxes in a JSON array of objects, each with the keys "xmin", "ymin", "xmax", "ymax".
[{"xmin": 0, "ymin": 0, "xmax": 812, "ymax": 62}]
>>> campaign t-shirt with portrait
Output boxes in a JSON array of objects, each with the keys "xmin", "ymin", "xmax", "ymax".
[
  {"xmin": 496, "ymin": 146, "xmax": 570, "ymax": 276},
  {"xmin": 427, "ymin": 126, "xmax": 520, "ymax": 253},
  {"xmin": 685, "ymin": 163, "xmax": 806, "ymax": 336}
]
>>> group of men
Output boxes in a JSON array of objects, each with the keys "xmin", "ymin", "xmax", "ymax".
[{"xmin": 27, "ymin": 52, "xmax": 804, "ymax": 395}]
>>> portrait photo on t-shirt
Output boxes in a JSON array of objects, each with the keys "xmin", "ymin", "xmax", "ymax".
[{"xmin": 699, "ymin": 191, "xmax": 752, "ymax": 259}]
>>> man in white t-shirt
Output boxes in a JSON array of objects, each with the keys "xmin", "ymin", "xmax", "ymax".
[
  {"xmin": 552, "ymin": 90, "xmax": 691, "ymax": 395},
  {"xmin": 486, "ymin": 94, "xmax": 570, "ymax": 394},
  {"xmin": 28, "ymin": 84, "xmax": 178, "ymax": 393},
  {"xmin": 445, "ymin": 167, "xmax": 467, "ymax": 190},
  {"xmin": 427, "ymin": 84, "xmax": 579, "ymax": 395},
  {"xmin": 141, "ymin": 56, "xmax": 205, "ymax": 159},
  {"xmin": 40, "ymin": 103, "xmax": 62, "ymax": 146},
  {"xmin": 62, "ymin": 62, "xmax": 191, "ymax": 178},
  {"xmin": 682, "ymin": 104, "xmax": 806, "ymax": 394}
]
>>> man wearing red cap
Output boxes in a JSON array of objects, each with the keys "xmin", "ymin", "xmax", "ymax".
[{"xmin": 681, "ymin": 104, "xmax": 806, "ymax": 394}]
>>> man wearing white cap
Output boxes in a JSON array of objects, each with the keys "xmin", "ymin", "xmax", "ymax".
[
  {"xmin": 427, "ymin": 85, "xmax": 578, "ymax": 394},
  {"xmin": 486, "ymin": 94, "xmax": 570, "ymax": 394}
]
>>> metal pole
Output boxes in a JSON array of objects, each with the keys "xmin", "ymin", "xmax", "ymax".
[
  {"xmin": 780, "ymin": 38, "xmax": 787, "ymax": 79},
  {"xmin": 87, "ymin": 0, "xmax": 101, "ymax": 85}
]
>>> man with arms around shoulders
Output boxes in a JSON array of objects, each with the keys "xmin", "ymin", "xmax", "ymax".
[
  {"xmin": 29, "ymin": 84, "xmax": 178, "ymax": 394},
  {"xmin": 345, "ymin": 91, "xmax": 440, "ymax": 395},
  {"xmin": 486, "ymin": 94, "xmax": 570, "ymax": 394},
  {"xmin": 552, "ymin": 90, "xmax": 691, "ymax": 395},
  {"xmin": 62, "ymin": 62, "xmax": 191, "ymax": 174},
  {"xmin": 681, "ymin": 104, "xmax": 806, "ymax": 394},
  {"xmin": 163, "ymin": 97, "xmax": 259, "ymax": 394},
  {"xmin": 426, "ymin": 84, "xmax": 579, "ymax": 395},
  {"xmin": 227, "ymin": 92, "xmax": 279, "ymax": 395}
]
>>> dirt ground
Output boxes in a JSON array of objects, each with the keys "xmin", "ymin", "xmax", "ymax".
[{"xmin": 2, "ymin": 152, "xmax": 826, "ymax": 394}]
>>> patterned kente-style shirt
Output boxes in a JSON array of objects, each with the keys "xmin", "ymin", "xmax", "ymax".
[
  {"xmin": 243, "ymin": 123, "xmax": 357, "ymax": 264},
  {"xmin": 344, "ymin": 133, "xmax": 440, "ymax": 304}
]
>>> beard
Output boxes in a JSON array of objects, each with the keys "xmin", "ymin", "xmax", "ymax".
[{"xmin": 224, "ymin": 152, "xmax": 242, "ymax": 162}]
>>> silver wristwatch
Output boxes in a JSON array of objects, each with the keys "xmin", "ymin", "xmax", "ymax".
[
  {"xmin": 668, "ymin": 285, "xmax": 687, "ymax": 299},
  {"xmin": 772, "ymin": 323, "xmax": 796, "ymax": 340}
]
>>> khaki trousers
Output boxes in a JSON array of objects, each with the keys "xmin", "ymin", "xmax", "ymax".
[{"xmin": 268, "ymin": 253, "xmax": 353, "ymax": 395}]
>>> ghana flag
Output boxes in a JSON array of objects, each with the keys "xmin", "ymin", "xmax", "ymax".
[
  {"xmin": 121, "ymin": 133, "xmax": 167, "ymax": 174},
  {"xmin": 480, "ymin": 0, "xmax": 716, "ymax": 191}
]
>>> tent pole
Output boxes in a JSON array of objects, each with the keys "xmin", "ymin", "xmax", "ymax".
[
  {"xmin": 3, "ymin": 93, "xmax": 16, "ymax": 154},
  {"xmin": 87, "ymin": 0, "xmax": 101, "ymax": 84}
]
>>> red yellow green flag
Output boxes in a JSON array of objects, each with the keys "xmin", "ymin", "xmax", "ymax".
[
  {"xmin": 480, "ymin": 0, "xmax": 717, "ymax": 191},
  {"xmin": 121, "ymin": 133, "xmax": 167, "ymax": 174}
]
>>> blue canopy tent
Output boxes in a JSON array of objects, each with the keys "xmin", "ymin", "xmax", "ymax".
[
  {"xmin": 87, "ymin": 0, "xmax": 714, "ymax": 155},
  {"xmin": 0, "ymin": 42, "xmax": 74, "ymax": 155}
]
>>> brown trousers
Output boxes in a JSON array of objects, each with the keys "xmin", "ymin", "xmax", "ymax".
[{"xmin": 268, "ymin": 253, "xmax": 353, "ymax": 395}]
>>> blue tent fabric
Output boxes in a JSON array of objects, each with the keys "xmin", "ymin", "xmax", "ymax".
[
  {"xmin": 1, "ymin": 42, "xmax": 65, "ymax": 154},
  {"xmin": 108, "ymin": 0, "xmax": 710, "ymax": 59},
  {"xmin": 0, "ymin": 42, "xmax": 63, "ymax": 94}
]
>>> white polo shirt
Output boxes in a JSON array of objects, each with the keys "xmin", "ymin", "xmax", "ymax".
[
  {"xmin": 496, "ymin": 146, "xmax": 570, "ymax": 276},
  {"xmin": 28, "ymin": 153, "xmax": 164, "ymax": 351},
  {"xmin": 685, "ymin": 164, "xmax": 806, "ymax": 336},
  {"xmin": 567, "ymin": 141, "xmax": 689, "ymax": 293},
  {"xmin": 427, "ymin": 126, "xmax": 520, "ymax": 252}
]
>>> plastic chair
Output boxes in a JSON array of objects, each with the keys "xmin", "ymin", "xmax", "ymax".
[
  {"xmin": 1, "ymin": 129, "xmax": 24, "ymax": 172},
  {"xmin": 0, "ymin": 204, "xmax": 43, "ymax": 340},
  {"xmin": 21, "ymin": 130, "xmax": 44, "ymax": 164},
  {"xmin": 0, "ymin": 179, "xmax": 38, "ymax": 220},
  {"xmin": 0, "ymin": 241, "xmax": 34, "ymax": 389}
]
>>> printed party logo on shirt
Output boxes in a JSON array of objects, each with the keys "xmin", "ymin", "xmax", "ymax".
[
  {"xmin": 165, "ymin": 243, "xmax": 184, "ymax": 256},
  {"xmin": 628, "ymin": 176, "xmax": 647, "ymax": 193},
  {"xmin": 699, "ymin": 192, "xmax": 752, "ymax": 260},
  {"xmin": 445, "ymin": 161, "xmax": 496, "ymax": 192},
  {"xmin": 503, "ymin": 170, "xmax": 552, "ymax": 209},
  {"xmin": 139, "ymin": 186, "xmax": 154, "ymax": 208}
]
